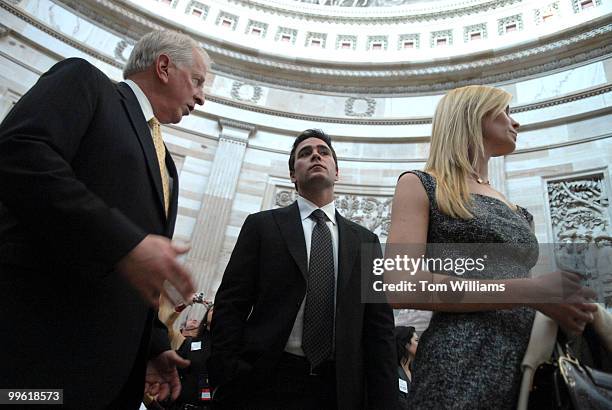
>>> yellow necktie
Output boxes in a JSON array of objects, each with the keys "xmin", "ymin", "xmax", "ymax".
[{"xmin": 148, "ymin": 117, "xmax": 170, "ymax": 216}]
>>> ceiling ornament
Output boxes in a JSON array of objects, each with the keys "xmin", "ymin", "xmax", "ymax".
[
  {"xmin": 230, "ymin": 81, "xmax": 263, "ymax": 104},
  {"xmin": 15, "ymin": 1, "xmax": 612, "ymax": 94}
]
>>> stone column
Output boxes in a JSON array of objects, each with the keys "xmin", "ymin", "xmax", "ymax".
[
  {"xmin": 488, "ymin": 156, "xmax": 506, "ymax": 196},
  {"xmin": 186, "ymin": 119, "xmax": 255, "ymax": 313},
  {"xmin": 0, "ymin": 86, "xmax": 17, "ymax": 122}
]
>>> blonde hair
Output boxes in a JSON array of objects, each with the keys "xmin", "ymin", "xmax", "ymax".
[{"xmin": 425, "ymin": 85, "xmax": 512, "ymax": 219}]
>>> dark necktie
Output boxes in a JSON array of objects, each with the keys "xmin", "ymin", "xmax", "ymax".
[{"xmin": 302, "ymin": 209, "xmax": 335, "ymax": 369}]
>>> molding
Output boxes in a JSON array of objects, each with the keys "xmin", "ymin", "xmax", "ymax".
[
  {"xmin": 0, "ymin": 1, "xmax": 123, "ymax": 69},
  {"xmin": 226, "ymin": 0, "xmax": 523, "ymax": 25},
  {"xmin": 207, "ymin": 94, "xmax": 429, "ymax": 125},
  {"xmin": 0, "ymin": 22, "xmax": 9, "ymax": 38},
  {"xmin": 512, "ymin": 84, "xmax": 612, "ymax": 113},
  {"xmin": 210, "ymin": 25, "xmax": 612, "ymax": 93},
  {"xmin": 4, "ymin": 0, "xmax": 612, "ymax": 128},
  {"xmin": 0, "ymin": 48, "xmax": 45, "ymax": 76},
  {"xmin": 245, "ymin": 133, "xmax": 612, "ymax": 162},
  {"xmin": 218, "ymin": 118, "xmax": 256, "ymax": 140},
  {"xmin": 49, "ymin": 0, "xmax": 612, "ymax": 94},
  {"xmin": 512, "ymin": 133, "xmax": 612, "ymax": 155},
  {"xmin": 218, "ymin": 118, "xmax": 256, "ymax": 132},
  {"xmin": 252, "ymin": 145, "xmax": 428, "ymax": 163},
  {"xmin": 206, "ymin": 83, "xmax": 612, "ymax": 125}
]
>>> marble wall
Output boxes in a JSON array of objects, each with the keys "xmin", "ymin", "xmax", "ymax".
[{"xmin": 1, "ymin": 0, "xmax": 611, "ymax": 327}]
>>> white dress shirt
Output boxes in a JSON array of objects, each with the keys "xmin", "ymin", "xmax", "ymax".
[
  {"xmin": 123, "ymin": 79, "xmax": 172, "ymax": 196},
  {"xmin": 284, "ymin": 195, "xmax": 339, "ymax": 356}
]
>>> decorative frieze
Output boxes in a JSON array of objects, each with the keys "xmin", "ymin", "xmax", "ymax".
[
  {"xmin": 205, "ymin": 83, "xmax": 612, "ymax": 126},
  {"xmin": 21, "ymin": 1, "xmax": 611, "ymax": 94},
  {"xmin": 226, "ymin": 0, "xmax": 523, "ymax": 25},
  {"xmin": 274, "ymin": 189, "xmax": 392, "ymax": 240}
]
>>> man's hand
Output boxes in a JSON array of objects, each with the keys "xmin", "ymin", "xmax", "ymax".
[
  {"xmin": 531, "ymin": 271, "xmax": 598, "ymax": 336},
  {"xmin": 116, "ymin": 234, "xmax": 195, "ymax": 308},
  {"xmin": 144, "ymin": 350, "xmax": 190, "ymax": 402}
]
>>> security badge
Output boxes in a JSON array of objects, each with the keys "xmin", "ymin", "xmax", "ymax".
[
  {"xmin": 399, "ymin": 378, "xmax": 408, "ymax": 393},
  {"xmin": 199, "ymin": 374, "xmax": 211, "ymax": 401}
]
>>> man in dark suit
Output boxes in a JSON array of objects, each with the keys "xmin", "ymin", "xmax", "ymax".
[
  {"xmin": 0, "ymin": 30, "xmax": 207, "ymax": 409},
  {"xmin": 209, "ymin": 129, "xmax": 398, "ymax": 409}
]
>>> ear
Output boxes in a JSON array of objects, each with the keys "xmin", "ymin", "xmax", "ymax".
[
  {"xmin": 155, "ymin": 54, "xmax": 172, "ymax": 84},
  {"xmin": 290, "ymin": 170, "xmax": 296, "ymax": 183},
  {"xmin": 334, "ymin": 167, "xmax": 339, "ymax": 182}
]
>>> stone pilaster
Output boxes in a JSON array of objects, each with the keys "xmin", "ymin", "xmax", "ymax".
[
  {"xmin": 185, "ymin": 119, "xmax": 255, "ymax": 313},
  {"xmin": 488, "ymin": 156, "xmax": 506, "ymax": 196},
  {"xmin": 0, "ymin": 86, "xmax": 18, "ymax": 122}
]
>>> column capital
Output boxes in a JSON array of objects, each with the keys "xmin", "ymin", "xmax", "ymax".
[
  {"xmin": 0, "ymin": 23, "xmax": 9, "ymax": 39},
  {"xmin": 218, "ymin": 118, "xmax": 256, "ymax": 143}
]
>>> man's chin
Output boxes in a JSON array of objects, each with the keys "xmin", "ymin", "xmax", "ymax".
[{"xmin": 305, "ymin": 175, "xmax": 334, "ymax": 187}]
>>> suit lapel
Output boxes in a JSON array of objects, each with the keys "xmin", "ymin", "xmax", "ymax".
[
  {"xmin": 274, "ymin": 202, "xmax": 308, "ymax": 280},
  {"xmin": 337, "ymin": 212, "xmax": 359, "ymax": 298},
  {"xmin": 117, "ymin": 82, "xmax": 166, "ymax": 221}
]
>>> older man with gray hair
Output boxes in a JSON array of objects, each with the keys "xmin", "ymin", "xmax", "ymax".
[{"xmin": 0, "ymin": 30, "xmax": 209, "ymax": 409}]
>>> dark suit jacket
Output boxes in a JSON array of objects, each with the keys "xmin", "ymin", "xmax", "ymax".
[
  {"xmin": 209, "ymin": 201, "xmax": 398, "ymax": 409},
  {"xmin": 173, "ymin": 330, "xmax": 213, "ymax": 408},
  {"xmin": 0, "ymin": 58, "xmax": 177, "ymax": 409}
]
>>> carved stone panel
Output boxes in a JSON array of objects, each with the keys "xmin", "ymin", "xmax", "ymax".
[
  {"xmin": 274, "ymin": 188, "xmax": 392, "ymax": 240},
  {"xmin": 345, "ymin": 97, "xmax": 376, "ymax": 117},
  {"xmin": 547, "ymin": 173, "xmax": 612, "ymax": 307},
  {"xmin": 231, "ymin": 81, "xmax": 263, "ymax": 104}
]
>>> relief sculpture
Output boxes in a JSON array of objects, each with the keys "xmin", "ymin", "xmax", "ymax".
[{"xmin": 548, "ymin": 175, "xmax": 612, "ymax": 307}]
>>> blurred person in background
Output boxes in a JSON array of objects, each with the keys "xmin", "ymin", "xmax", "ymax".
[{"xmin": 394, "ymin": 326, "xmax": 418, "ymax": 409}]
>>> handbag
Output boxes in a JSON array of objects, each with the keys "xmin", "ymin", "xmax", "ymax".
[{"xmin": 528, "ymin": 342, "xmax": 612, "ymax": 410}]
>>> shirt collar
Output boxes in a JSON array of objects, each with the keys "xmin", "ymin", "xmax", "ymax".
[
  {"xmin": 123, "ymin": 79, "xmax": 155, "ymax": 122},
  {"xmin": 297, "ymin": 195, "xmax": 336, "ymax": 225}
]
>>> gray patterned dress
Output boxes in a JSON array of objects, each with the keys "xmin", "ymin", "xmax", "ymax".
[{"xmin": 404, "ymin": 171, "xmax": 539, "ymax": 410}]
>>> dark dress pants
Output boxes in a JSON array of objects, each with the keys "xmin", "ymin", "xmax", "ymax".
[{"xmin": 215, "ymin": 352, "xmax": 337, "ymax": 410}]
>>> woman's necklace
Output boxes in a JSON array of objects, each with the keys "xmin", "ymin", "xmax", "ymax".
[{"xmin": 475, "ymin": 176, "xmax": 490, "ymax": 185}]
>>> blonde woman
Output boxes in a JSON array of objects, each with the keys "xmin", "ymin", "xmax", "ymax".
[{"xmin": 386, "ymin": 85, "xmax": 597, "ymax": 409}]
